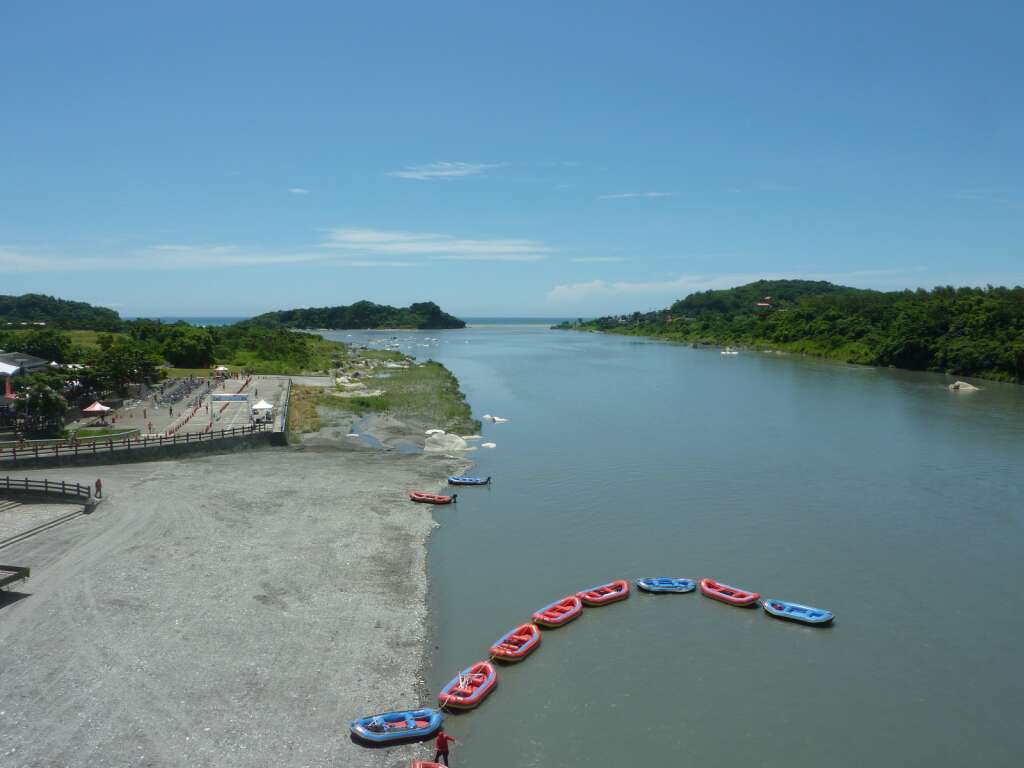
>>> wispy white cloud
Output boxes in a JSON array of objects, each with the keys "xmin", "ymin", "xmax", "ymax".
[
  {"xmin": 950, "ymin": 188, "xmax": 1024, "ymax": 209},
  {"xmin": 1, "ymin": 226, "xmax": 551, "ymax": 273},
  {"xmin": 322, "ymin": 228, "xmax": 550, "ymax": 261},
  {"xmin": 386, "ymin": 161, "xmax": 501, "ymax": 180},
  {"xmin": 287, "ymin": 187, "xmax": 310, "ymax": 195},
  {"xmin": 598, "ymin": 191, "xmax": 673, "ymax": 200},
  {"xmin": 0, "ymin": 244, "xmax": 421, "ymax": 273},
  {"xmin": 430, "ymin": 253, "xmax": 545, "ymax": 262},
  {"xmin": 570, "ymin": 256, "xmax": 626, "ymax": 263}
]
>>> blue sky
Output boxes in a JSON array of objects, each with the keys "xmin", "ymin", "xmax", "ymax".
[{"xmin": 2, "ymin": 1, "xmax": 1021, "ymax": 318}]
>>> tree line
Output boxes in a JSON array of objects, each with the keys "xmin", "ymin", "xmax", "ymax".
[
  {"xmin": 557, "ymin": 280, "xmax": 1024, "ymax": 383},
  {"xmin": 239, "ymin": 300, "xmax": 466, "ymax": 330},
  {"xmin": 0, "ymin": 293, "xmax": 122, "ymax": 330}
]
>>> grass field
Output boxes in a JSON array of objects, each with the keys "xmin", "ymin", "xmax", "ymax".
[
  {"xmin": 288, "ymin": 352, "xmax": 478, "ymax": 436},
  {"xmin": 3, "ymin": 328, "xmax": 124, "ymax": 350}
]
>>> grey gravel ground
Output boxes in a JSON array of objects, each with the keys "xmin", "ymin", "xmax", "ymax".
[
  {"xmin": 0, "ymin": 444, "xmax": 466, "ymax": 768},
  {"xmin": 0, "ymin": 500, "xmax": 82, "ymax": 545}
]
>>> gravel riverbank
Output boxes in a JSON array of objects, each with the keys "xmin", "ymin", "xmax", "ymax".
[{"xmin": 0, "ymin": 443, "xmax": 467, "ymax": 768}]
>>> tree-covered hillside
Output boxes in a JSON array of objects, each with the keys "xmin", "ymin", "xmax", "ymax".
[
  {"xmin": 240, "ymin": 300, "xmax": 465, "ymax": 330},
  {"xmin": 557, "ymin": 280, "xmax": 1024, "ymax": 383},
  {"xmin": 0, "ymin": 293, "xmax": 122, "ymax": 330}
]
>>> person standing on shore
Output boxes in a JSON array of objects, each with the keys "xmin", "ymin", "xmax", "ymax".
[
  {"xmin": 94, "ymin": 478, "xmax": 102, "ymax": 498},
  {"xmin": 433, "ymin": 729, "xmax": 459, "ymax": 765}
]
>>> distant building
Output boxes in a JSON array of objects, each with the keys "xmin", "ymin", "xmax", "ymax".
[
  {"xmin": 755, "ymin": 295, "xmax": 773, "ymax": 308},
  {"xmin": 0, "ymin": 351, "xmax": 51, "ymax": 377}
]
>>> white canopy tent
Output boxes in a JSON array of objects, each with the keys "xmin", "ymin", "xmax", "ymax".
[{"xmin": 251, "ymin": 399, "xmax": 274, "ymax": 424}]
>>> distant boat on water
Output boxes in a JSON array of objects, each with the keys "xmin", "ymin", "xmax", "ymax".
[{"xmin": 721, "ymin": 347, "xmax": 739, "ymax": 356}]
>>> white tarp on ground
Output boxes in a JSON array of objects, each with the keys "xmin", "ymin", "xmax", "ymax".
[
  {"xmin": 424, "ymin": 431, "xmax": 470, "ymax": 452},
  {"xmin": 251, "ymin": 399, "xmax": 274, "ymax": 411}
]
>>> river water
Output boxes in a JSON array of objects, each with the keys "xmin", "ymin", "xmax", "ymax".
[{"xmin": 326, "ymin": 325, "xmax": 1024, "ymax": 768}]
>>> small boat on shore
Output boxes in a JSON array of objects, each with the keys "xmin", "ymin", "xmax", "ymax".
[
  {"xmin": 761, "ymin": 598, "xmax": 834, "ymax": 625},
  {"xmin": 637, "ymin": 577, "xmax": 696, "ymax": 594},
  {"xmin": 576, "ymin": 579, "xmax": 630, "ymax": 606},
  {"xmin": 532, "ymin": 595, "xmax": 583, "ymax": 627},
  {"xmin": 489, "ymin": 623, "xmax": 541, "ymax": 662},
  {"xmin": 438, "ymin": 661, "xmax": 497, "ymax": 710},
  {"xmin": 409, "ymin": 491, "xmax": 457, "ymax": 505},
  {"xmin": 447, "ymin": 475, "xmax": 491, "ymax": 486},
  {"xmin": 699, "ymin": 578, "xmax": 760, "ymax": 606},
  {"xmin": 350, "ymin": 707, "xmax": 443, "ymax": 743}
]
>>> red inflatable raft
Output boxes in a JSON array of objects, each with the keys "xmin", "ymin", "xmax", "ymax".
[
  {"xmin": 411, "ymin": 762, "xmax": 445, "ymax": 768},
  {"xmin": 699, "ymin": 577, "xmax": 760, "ymax": 606},
  {"xmin": 489, "ymin": 623, "xmax": 541, "ymax": 662},
  {"xmin": 409, "ymin": 491, "xmax": 457, "ymax": 505},
  {"xmin": 438, "ymin": 660, "xmax": 497, "ymax": 710},
  {"xmin": 577, "ymin": 579, "xmax": 630, "ymax": 606},
  {"xmin": 532, "ymin": 595, "xmax": 583, "ymax": 627}
]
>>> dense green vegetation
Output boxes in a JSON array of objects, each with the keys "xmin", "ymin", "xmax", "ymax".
[
  {"xmin": 1, "ymin": 293, "xmax": 474, "ymax": 437},
  {"xmin": 240, "ymin": 300, "xmax": 465, "ymax": 330},
  {"xmin": 1, "ymin": 322, "xmax": 346, "ymax": 382},
  {"xmin": 0, "ymin": 293, "xmax": 122, "ymax": 330},
  {"xmin": 557, "ymin": 280, "xmax": 1024, "ymax": 383}
]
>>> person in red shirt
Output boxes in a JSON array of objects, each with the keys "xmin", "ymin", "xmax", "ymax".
[{"xmin": 433, "ymin": 728, "xmax": 459, "ymax": 765}]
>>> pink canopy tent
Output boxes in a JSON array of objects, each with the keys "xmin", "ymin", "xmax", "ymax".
[{"xmin": 82, "ymin": 401, "xmax": 111, "ymax": 414}]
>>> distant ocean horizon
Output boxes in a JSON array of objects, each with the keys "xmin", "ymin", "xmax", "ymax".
[
  {"xmin": 126, "ymin": 316, "xmax": 576, "ymax": 327},
  {"xmin": 125, "ymin": 316, "xmax": 247, "ymax": 326}
]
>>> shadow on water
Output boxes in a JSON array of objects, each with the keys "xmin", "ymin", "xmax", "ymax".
[{"xmin": 349, "ymin": 732, "xmax": 436, "ymax": 749}]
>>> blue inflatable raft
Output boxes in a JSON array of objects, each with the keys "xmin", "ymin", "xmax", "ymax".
[
  {"xmin": 447, "ymin": 475, "xmax": 491, "ymax": 486},
  {"xmin": 636, "ymin": 577, "xmax": 696, "ymax": 594},
  {"xmin": 761, "ymin": 598, "xmax": 834, "ymax": 625},
  {"xmin": 350, "ymin": 707, "xmax": 443, "ymax": 743}
]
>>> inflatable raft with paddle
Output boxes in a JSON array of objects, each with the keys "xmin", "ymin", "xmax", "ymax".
[
  {"xmin": 576, "ymin": 579, "xmax": 630, "ymax": 606},
  {"xmin": 438, "ymin": 661, "xmax": 497, "ymax": 710},
  {"xmin": 349, "ymin": 707, "xmax": 442, "ymax": 743},
  {"xmin": 532, "ymin": 595, "xmax": 583, "ymax": 627},
  {"xmin": 409, "ymin": 491, "xmax": 457, "ymax": 505},
  {"xmin": 699, "ymin": 577, "xmax": 760, "ymax": 606},
  {"xmin": 489, "ymin": 623, "xmax": 541, "ymax": 662}
]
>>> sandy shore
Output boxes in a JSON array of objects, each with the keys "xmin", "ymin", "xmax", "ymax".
[{"xmin": 0, "ymin": 441, "xmax": 467, "ymax": 768}]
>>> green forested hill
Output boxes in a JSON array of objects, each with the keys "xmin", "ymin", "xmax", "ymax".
[
  {"xmin": 557, "ymin": 280, "xmax": 1024, "ymax": 383},
  {"xmin": 0, "ymin": 293, "xmax": 123, "ymax": 330},
  {"xmin": 240, "ymin": 300, "xmax": 465, "ymax": 330}
]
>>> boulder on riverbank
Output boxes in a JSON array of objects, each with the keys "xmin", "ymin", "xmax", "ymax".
[{"xmin": 424, "ymin": 431, "xmax": 470, "ymax": 452}]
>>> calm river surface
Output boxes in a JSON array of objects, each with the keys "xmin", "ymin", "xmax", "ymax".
[{"xmin": 328, "ymin": 325, "xmax": 1024, "ymax": 768}]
